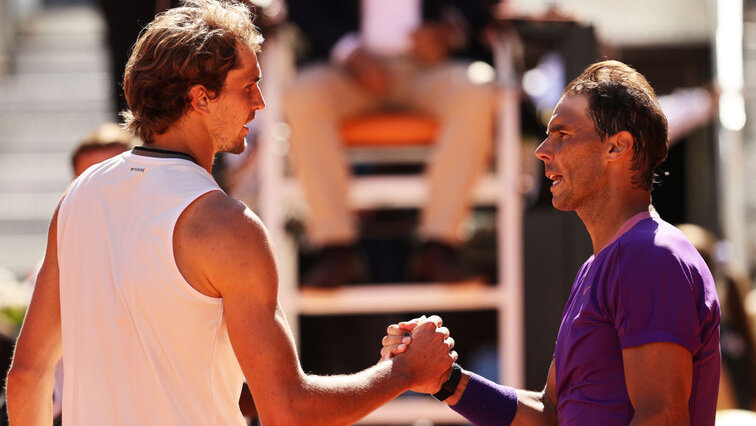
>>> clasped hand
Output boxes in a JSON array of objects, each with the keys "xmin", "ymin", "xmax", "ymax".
[{"xmin": 378, "ymin": 315, "xmax": 457, "ymax": 394}]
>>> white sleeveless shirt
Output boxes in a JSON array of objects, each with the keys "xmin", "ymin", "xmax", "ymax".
[{"xmin": 57, "ymin": 151, "xmax": 245, "ymax": 425}]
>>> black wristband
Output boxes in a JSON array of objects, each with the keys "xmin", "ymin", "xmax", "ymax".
[{"xmin": 432, "ymin": 363, "xmax": 462, "ymax": 401}]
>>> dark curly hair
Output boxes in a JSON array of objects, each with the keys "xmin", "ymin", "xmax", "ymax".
[
  {"xmin": 563, "ymin": 60, "xmax": 669, "ymax": 191},
  {"xmin": 121, "ymin": 0, "xmax": 263, "ymax": 141}
]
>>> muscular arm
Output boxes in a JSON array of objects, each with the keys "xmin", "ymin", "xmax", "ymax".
[
  {"xmin": 624, "ymin": 342, "xmax": 692, "ymax": 425},
  {"xmin": 175, "ymin": 192, "xmax": 456, "ymax": 425},
  {"xmin": 6, "ymin": 206, "xmax": 62, "ymax": 425}
]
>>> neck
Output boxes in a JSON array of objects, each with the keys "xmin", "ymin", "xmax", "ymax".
[
  {"xmin": 149, "ymin": 124, "xmax": 215, "ymax": 173},
  {"xmin": 578, "ymin": 188, "xmax": 652, "ymax": 255}
]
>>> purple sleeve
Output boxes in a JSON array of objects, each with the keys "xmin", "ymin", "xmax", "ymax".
[
  {"xmin": 449, "ymin": 372, "xmax": 518, "ymax": 425},
  {"xmin": 611, "ymin": 241, "xmax": 702, "ymax": 353}
]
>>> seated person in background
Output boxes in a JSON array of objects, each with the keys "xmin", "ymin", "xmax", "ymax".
[
  {"xmin": 71, "ymin": 123, "xmax": 138, "ymax": 177},
  {"xmin": 285, "ymin": 0, "xmax": 497, "ymax": 287}
]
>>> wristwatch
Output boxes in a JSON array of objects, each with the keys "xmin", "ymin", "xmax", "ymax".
[{"xmin": 432, "ymin": 363, "xmax": 462, "ymax": 401}]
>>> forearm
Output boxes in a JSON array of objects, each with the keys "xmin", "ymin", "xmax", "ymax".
[
  {"xmin": 282, "ymin": 360, "xmax": 411, "ymax": 425},
  {"xmin": 513, "ymin": 389, "xmax": 559, "ymax": 426},
  {"xmin": 270, "ymin": 360, "xmax": 410, "ymax": 425},
  {"xmin": 447, "ymin": 371, "xmax": 557, "ymax": 426},
  {"xmin": 6, "ymin": 366, "xmax": 55, "ymax": 425}
]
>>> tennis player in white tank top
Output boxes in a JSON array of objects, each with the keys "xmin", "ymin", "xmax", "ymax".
[{"xmin": 7, "ymin": 1, "xmax": 457, "ymax": 424}]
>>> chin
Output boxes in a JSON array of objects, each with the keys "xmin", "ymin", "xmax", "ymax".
[
  {"xmin": 221, "ymin": 140, "xmax": 247, "ymax": 155},
  {"xmin": 230, "ymin": 142, "xmax": 247, "ymax": 155},
  {"xmin": 550, "ymin": 197, "xmax": 574, "ymax": 212}
]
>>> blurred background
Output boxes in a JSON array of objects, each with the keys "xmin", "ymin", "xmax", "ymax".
[{"xmin": 0, "ymin": 0, "xmax": 755, "ymax": 424}]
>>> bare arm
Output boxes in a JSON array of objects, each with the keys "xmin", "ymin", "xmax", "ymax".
[
  {"xmin": 175, "ymin": 192, "xmax": 456, "ymax": 425},
  {"xmin": 510, "ymin": 360, "xmax": 558, "ymax": 425},
  {"xmin": 6, "ymin": 206, "xmax": 63, "ymax": 425},
  {"xmin": 624, "ymin": 342, "xmax": 692, "ymax": 425}
]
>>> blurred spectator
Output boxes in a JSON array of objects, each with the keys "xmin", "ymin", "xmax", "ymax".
[
  {"xmin": 677, "ymin": 224, "xmax": 756, "ymax": 412},
  {"xmin": 71, "ymin": 123, "xmax": 139, "ymax": 177},
  {"xmin": 285, "ymin": 0, "xmax": 497, "ymax": 287}
]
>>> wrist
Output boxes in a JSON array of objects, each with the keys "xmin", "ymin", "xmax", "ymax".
[
  {"xmin": 448, "ymin": 372, "xmax": 518, "ymax": 425},
  {"xmin": 445, "ymin": 370, "xmax": 469, "ymax": 406},
  {"xmin": 432, "ymin": 363, "xmax": 463, "ymax": 401},
  {"xmin": 388, "ymin": 356, "xmax": 414, "ymax": 390}
]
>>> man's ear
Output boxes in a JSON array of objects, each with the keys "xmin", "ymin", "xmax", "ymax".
[
  {"xmin": 188, "ymin": 84, "xmax": 212, "ymax": 114},
  {"xmin": 606, "ymin": 131, "xmax": 634, "ymax": 161}
]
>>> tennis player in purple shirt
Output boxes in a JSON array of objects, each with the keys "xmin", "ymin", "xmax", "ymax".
[{"xmin": 381, "ymin": 60, "xmax": 721, "ymax": 425}]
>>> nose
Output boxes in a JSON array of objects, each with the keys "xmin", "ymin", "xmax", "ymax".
[
  {"xmin": 252, "ymin": 88, "xmax": 266, "ymax": 112},
  {"xmin": 535, "ymin": 137, "xmax": 552, "ymax": 163}
]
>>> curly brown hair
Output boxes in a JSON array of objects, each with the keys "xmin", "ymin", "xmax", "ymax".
[
  {"xmin": 121, "ymin": 0, "xmax": 263, "ymax": 141},
  {"xmin": 563, "ymin": 60, "xmax": 669, "ymax": 191}
]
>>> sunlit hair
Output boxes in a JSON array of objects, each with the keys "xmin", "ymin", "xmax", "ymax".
[
  {"xmin": 71, "ymin": 123, "xmax": 139, "ymax": 171},
  {"xmin": 121, "ymin": 0, "xmax": 263, "ymax": 141},
  {"xmin": 563, "ymin": 60, "xmax": 669, "ymax": 191}
]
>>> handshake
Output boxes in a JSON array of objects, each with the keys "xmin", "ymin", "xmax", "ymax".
[{"xmin": 376, "ymin": 315, "xmax": 462, "ymax": 399}]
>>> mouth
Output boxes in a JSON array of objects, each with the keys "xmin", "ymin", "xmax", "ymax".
[{"xmin": 546, "ymin": 172, "xmax": 563, "ymax": 187}]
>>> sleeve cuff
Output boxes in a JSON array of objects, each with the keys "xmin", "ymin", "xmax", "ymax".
[
  {"xmin": 450, "ymin": 372, "xmax": 518, "ymax": 425},
  {"xmin": 619, "ymin": 330, "xmax": 698, "ymax": 354}
]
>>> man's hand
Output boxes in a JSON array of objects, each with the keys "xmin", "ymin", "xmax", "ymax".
[
  {"xmin": 388, "ymin": 315, "xmax": 457, "ymax": 394},
  {"xmin": 379, "ymin": 315, "xmax": 428, "ymax": 361},
  {"xmin": 344, "ymin": 47, "xmax": 393, "ymax": 95},
  {"xmin": 378, "ymin": 316, "xmax": 456, "ymax": 394}
]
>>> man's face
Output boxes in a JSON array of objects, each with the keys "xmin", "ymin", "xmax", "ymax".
[
  {"xmin": 209, "ymin": 43, "xmax": 265, "ymax": 154},
  {"xmin": 535, "ymin": 94, "xmax": 607, "ymax": 212}
]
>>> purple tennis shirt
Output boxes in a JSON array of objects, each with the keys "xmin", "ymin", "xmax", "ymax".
[{"xmin": 554, "ymin": 211, "xmax": 720, "ymax": 425}]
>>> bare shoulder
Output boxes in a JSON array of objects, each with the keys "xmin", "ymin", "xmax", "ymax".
[
  {"xmin": 177, "ymin": 191, "xmax": 269, "ymax": 246},
  {"xmin": 174, "ymin": 191, "xmax": 277, "ymax": 298}
]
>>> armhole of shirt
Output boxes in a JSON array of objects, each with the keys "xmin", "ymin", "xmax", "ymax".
[{"xmin": 168, "ymin": 188, "xmax": 225, "ymax": 304}]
